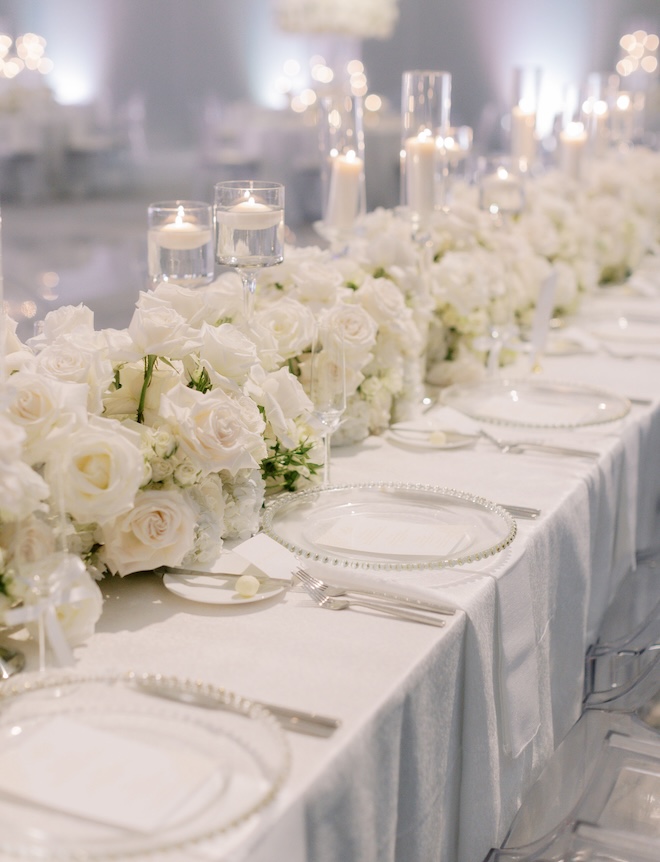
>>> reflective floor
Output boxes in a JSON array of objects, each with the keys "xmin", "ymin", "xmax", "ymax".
[{"xmin": 1, "ymin": 151, "xmax": 319, "ymax": 342}]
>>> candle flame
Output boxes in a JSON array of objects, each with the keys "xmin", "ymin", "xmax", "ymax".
[
  {"xmin": 565, "ymin": 121, "xmax": 585, "ymax": 138},
  {"xmin": 175, "ymin": 205, "xmax": 185, "ymax": 226}
]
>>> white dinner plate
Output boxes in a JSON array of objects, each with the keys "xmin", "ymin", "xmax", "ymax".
[
  {"xmin": 163, "ymin": 572, "xmax": 286, "ymax": 605},
  {"xmin": 388, "ymin": 421, "xmax": 478, "ymax": 450}
]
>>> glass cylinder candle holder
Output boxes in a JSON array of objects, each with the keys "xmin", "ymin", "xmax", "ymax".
[
  {"xmin": 214, "ymin": 181, "xmax": 284, "ymax": 322},
  {"xmin": 148, "ymin": 201, "xmax": 214, "ymax": 288},
  {"xmin": 477, "ymin": 155, "xmax": 525, "ymax": 221},
  {"xmin": 510, "ymin": 66, "xmax": 542, "ymax": 171},
  {"xmin": 317, "ymin": 92, "xmax": 366, "ymax": 248},
  {"xmin": 400, "ymin": 69, "xmax": 452, "ymax": 233},
  {"xmin": 436, "ymin": 125, "xmax": 473, "ymax": 200},
  {"xmin": 559, "ymin": 121, "xmax": 588, "ymax": 181},
  {"xmin": 581, "ymin": 72, "xmax": 618, "ymax": 157}
]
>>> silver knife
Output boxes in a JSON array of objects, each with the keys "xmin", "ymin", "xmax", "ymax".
[
  {"xmin": 324, "ymin": 583, "xmax": 456, "ymax": 615},
  {"xmin": 129, "ymin": 676, "xmax": 340, "ymax": 738},
  {"xmin": 509, "ymin": 441, "xmax": 600, "ymax": 458}
]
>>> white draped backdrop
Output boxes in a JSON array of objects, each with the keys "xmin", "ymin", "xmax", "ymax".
[{"xmin": 0, "ymin": 0, "xmax": 657, "ymax": 148}]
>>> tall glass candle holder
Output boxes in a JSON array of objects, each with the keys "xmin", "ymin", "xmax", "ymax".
[
  {"xmin": 214, "ymin": 181, "xmax": 284, "ymax": 322},
  {"xmin": 510, "ymin": 66, "xmax": 541, "ymax": 171},
  {"xmin": 436, "ymin": 125, "xmax": 473, "ymax": 201},
  {"xmin": 582, "ymin": 72, "xmax": 617, "ymax": 157},
  {"xmin": 558, "ymin": 84, "xmax": 587, "ymax": 181},
  {"xmin": 400, "ymin": 70, "xmax": 452, "ymax": 236},
  {"xmin": 147, "ymin": 201, "xmax": 214, "ymax": 287},
  {"xmin": 317, "ymin": 92, "xmax": 366, "ymax": 250}
]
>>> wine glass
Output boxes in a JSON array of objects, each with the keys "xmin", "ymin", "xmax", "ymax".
[
  {"xmin": 310, "ymin": 328, "xmax": 346, "ymax": 486},
  {"xmin": 214, "ymin": 181, "xmax": 285, "ymax": 322}
]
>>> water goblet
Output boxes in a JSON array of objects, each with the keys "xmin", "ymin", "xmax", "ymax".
[
  {"xmin": 214, "ymin": 181, "xmax": 285, "ymax": 322},
  {"xmin": 310, "ymin": 329, "xmax": 346, "ymax": 485}
]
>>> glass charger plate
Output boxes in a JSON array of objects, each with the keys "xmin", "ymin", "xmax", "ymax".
[
  {"xmin": 262, "ymin": 482, "xmax": 516, "ymax": 571},
  {"xmin": 587, "ymin": 313, "xmax": 660, "ymax": 343},
  {"xmin": 441, "ymin": 378, "xmax": 630, "ymax": 429},
  {"xmin": 0, "ymin": 671, "xmax": 289, "ymax": 860}
]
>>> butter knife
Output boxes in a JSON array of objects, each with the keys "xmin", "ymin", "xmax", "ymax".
[{"xmin": 129, "ymin": 675, "xmax": 340, "ymax": 738}]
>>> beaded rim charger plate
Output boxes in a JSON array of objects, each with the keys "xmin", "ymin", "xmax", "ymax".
[
  {"xmin": 0, "ymin": 671, "xmax": 290, "ymax": 860},
  {"xmin": 262, "ymin": 482, "xmax": 516, "ymax": 571},
  {"xmin": 441, "ymin": 378, "xmax": 631, "ymax": 429}
]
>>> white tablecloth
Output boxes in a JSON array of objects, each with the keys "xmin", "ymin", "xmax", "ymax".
[{"xmin": 8, "ymin": 285, "xmax": 660, "ymax": 862}]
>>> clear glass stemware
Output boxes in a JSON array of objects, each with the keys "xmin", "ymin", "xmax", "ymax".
[
  {"xmin": 214, "ymin": 181, "xmax": 284, "ymax": 322},
  {"xmin": 310, "ymin": 328, "xmax": 346, "ymax": 485}
]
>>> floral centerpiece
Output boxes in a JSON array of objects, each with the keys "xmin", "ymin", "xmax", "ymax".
[
  {"xmin": 0, "ymin": 276, "xmax": 322, "ymax": 655},
  {"xmin": 274, "ymin": 0, "xmax": 399, "ymax": 39}
]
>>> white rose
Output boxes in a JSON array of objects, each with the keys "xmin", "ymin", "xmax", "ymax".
[
  {"xmin": 319, "ymin": 302, "xmax": 378, "ymax": 360},
  {"xmin": 0, "ymin": 412, "xmax": 27, "ymax": 461},
  {"xmin": 103, "ymin": 360, "xmax": 180, "ymax": 424},
  {"xmin": 198, "ymin": 322, "xmax": 258, "ymax": 384},
  {"xmin": 99, "ymin": 327, "xmax": 138, "ymax": 363},
  {"xmin": 7, "ymin": 371, "xmax": 88, "ymax": 466},
  {"xmin": 181, "ymin": 474, "xmax": 227, "ymax": 565},
  {"xmin": 222, "ymin": 470, "xmax": 264, "ymax": 540},
  {"xmin": 45, "ymin": 417, "xmax": 146, "ymax": 525},
  {"xmin": 128, "ymin": 301, "xmax": 202, "ymax": 358},
  {"xmin": 99, "ymin": 488, "xmax": 197, "ymax": 575},
  {"xmin": 246, "ymin": 365, "xmax": 313, "ymax": 447},
  {"xmin": 147, "ymin": 275, "xmax": 243, "ymax": 326},
  {"xmin": 18, "ymin": 554, "xmax": 104, "ymax": 645},
  {"xmin": 34, "ymin": 334, "xmax": 114, "ymax": 414},
  {"xmin": 255, "ymin": 297, "xmax": 316, "ymax": 359},
  {"xmin": 28, "ymin": 304, "xmax": 95, "ymax": 351},
  {"xmin": 159, "ymin": 383, "xmax": 267, "ymax": 475},
  {"xmin": 0, "ymin": 461, "xmax": 49, "ymax": 522},
  {"xmin": 0, "ymin": 514, "xmax": 56, "ymax": 567},
  {"xmin": 54, "ymin": 564, "xmax": 104, "ymax": 644}
]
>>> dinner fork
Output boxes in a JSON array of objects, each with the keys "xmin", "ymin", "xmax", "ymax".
[
  {"xmin": 479, "ymin": 429, "xmax": 599, "ymax": 459},
  {"xmin": 294, "ymin": 567, "xmax": 455, "ymax": 616},
  {"xmin": 299, "ymin": 579, "xmax": 446, "ymax": 627}
]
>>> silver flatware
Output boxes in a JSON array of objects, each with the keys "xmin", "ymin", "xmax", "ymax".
[
  {"xmin": 129, "ymin": 674, "xmax": 340, "ymax": 738},
  {"xmin": 0, "ymin": 646, "xmax": 24, "ymax": 679},
  {"xmin": 299, "ymin": 579, "xmax": 446, "ymax": 628},
  {"xmin": 294, "ymin": 567, "xmax": 455, "ymax": 616},
  {"xmin": 479, "ymin": 429, "xmax": 599, "ymax": 459},
  {"xmin": 500, "ymin": 504, "xmax": 541, "ymax": 520}
]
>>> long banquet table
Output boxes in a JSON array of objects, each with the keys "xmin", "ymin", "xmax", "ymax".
[{"xmin": 8, "ymin": 284, "xmax": 660, "ymax": 862}]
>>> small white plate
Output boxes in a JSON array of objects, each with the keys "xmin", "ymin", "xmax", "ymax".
[
  {"xmin": 163, "ymin": 572, "xmax": 286, "ymax": 605},
  {"xmin": 389, "ymin": 423, "xmax": 478, "ymax": 450}
]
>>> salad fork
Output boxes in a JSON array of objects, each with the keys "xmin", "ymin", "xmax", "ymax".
[
  {"xmin": 299, "ymin": 578, "xmax": 446, "ymax": 627},
  {"xmin": 294, "ymin": 567, "xmax": 455, "ymax": 616}
]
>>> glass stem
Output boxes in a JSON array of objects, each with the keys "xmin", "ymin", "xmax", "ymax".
[
  {"xmin": 241, "ymin": 269, "xmax": 257, "ymax": 322},
  {"xmin": 323, "ymin": 431, "xmax": 332, "ymax": 485},
  {"xmin": 38, "ymin": 611, "xmax": 46, "ymax": 673}
]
